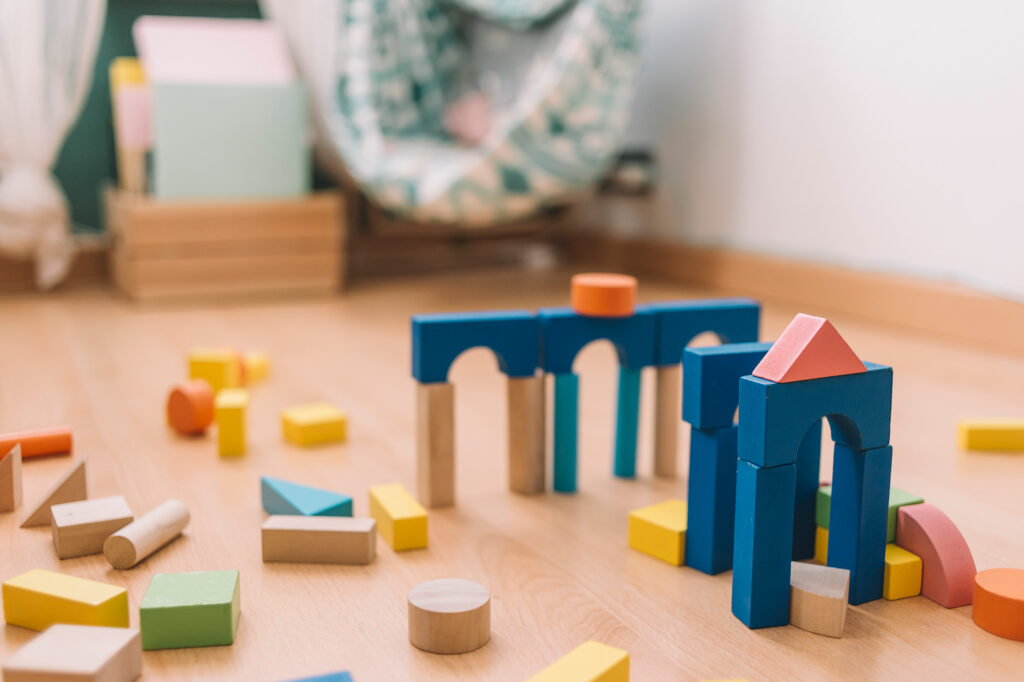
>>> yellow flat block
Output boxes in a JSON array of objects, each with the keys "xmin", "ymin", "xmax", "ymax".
[
  {"xmin": 884, "ymin": 543, "xmax": 922, "ymax": 600},
  {"xmin": 282, "ymin": 403, "xmax": 347, "ymax": 447},
  {"xmin": 244, "ymin": 351, "xmax": 270, "ymax": 383},
  {"xmin": 2, "ymin": 569, "xmax": 129, "ymax": 631},
  {"xmin": 815, "ymin": 526, "xmax": 829, "ymax": 564},
  {"xmin": 215, "ymin": 389, "xmax": 248, "ymax": 457},
  {"xmin": 189, "ymin": 348, "xmax": 242, "ymax": 393},
  {"xmin": 368, "ymin": 483, "xmax": 427, "ymax": 551},
  {"xmin": 528, "ymin": 641, "xmax": 629, "ymax": 682},
  {"xmin": 628, "ymin": 499, "xmax": 687, "ymax": 565},
  {"xmin": 958, "ymin": 419, "xmax": 1024, "ymax": 451}
]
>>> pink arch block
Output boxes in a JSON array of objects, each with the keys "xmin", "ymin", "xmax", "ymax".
[
  {"xmin": 753, "ymin": 314, "xmax": 866, "ymax": 383},
  {"xmin": 896, "ymin": 503, "xmax": 977, "ymax": 608}
]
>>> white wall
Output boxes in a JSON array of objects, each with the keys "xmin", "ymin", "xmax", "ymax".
[{"xmin": 621, "ymin": 0, "xmax": 1024, "ymax": 300}]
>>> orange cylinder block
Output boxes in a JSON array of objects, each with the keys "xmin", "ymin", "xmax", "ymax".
[
  {"xmin": 0, "ymin": 426, "xmax": 73, "ymax": 459},
  {"xmin": 167, "ymin": 379, "xmax": 215, "ymax": 435},
  {"xmin": 973, "ymin": 568, "xmax": 1024, "ymax": 641},
  {"xmin": 570, "ymin": 273, "xmax": 637, "ymax": 318}
]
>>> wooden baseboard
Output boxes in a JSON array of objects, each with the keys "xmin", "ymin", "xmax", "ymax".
[
  {"xmin": 0, "ymin": 244, "xmax": 109, "ymax": 294},
  {"xmin": 565, "ymin": 231, "xmax": 1024, "ymax": 356}
]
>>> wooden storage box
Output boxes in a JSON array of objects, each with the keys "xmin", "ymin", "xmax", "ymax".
[{"xmin": 107, "ymin": 190, "xmax": 345, "ymax": 301}]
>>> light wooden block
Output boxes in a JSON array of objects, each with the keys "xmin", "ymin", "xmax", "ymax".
[
  {"xmin": 215, "ymin": 388, "xmax": 248, "ymax": 456},
  {"xmin": 0, "ymin": 443, "xmax": 23, "ymax": 512},
  {"xmin": 189, "ymin": 348, "xmax": 242, "ymax": 393},
  {"xmin": 2, "ymin": 569, "xmax": 129, "ymax": 631},
  {"xmin": 262, "ymin": 515, "xmax": 376, "ymax": 564},
  {"xmin": 884, "ymin": 543, "xmax": 922, "ymax": 600},
  {"xmin": 407, "ymin": 578, "xmax": 490, "ymax": 654},
  {"xmin": 3, "ymin": 624, "xmax": 142, "ymax": 682},
  {"xmin": 789, "ymin": 561, "xmax": 850, "ymax": 638},
  {"xmin": 527, "ymin": 640, "xmax": 630, "ymax": 682},
  {"xmin": 21, "ymin": 458, "xmax": 87, "ymax": 528},
  {"xmin": 628, "ymin": 499, "xmax": 687, "ymax": 565},
  {"xmin": 416, "ymin": 382, "xmax": 455, "ymax": 508},
  {"xmin": 369, "ymin": 483, "xmax": 427, "ymax": 551},
  {"xmin": 958, "ymin": 419, "xmax": 1024, "ymax": 451},
  {"xmin": 104, "ymin": 499, "xmax": 191, "ymax": 569},
  {"xmin": 653, "ymin": 364, "xmax": 681, "ymax": 479},
  {"xmin": 507, "ymin": 375, "xmax": 545, "ymax": 495},
  {"xmin": 282, "ymin": 403, "xmax": 347, "ymax": 446},
  {"xmin": 51, "ymin": 495, "xmax": 134, "ymax": 559},
  {"xmin": 814, "ymin": 525, "xmax": 828, "ymax": 564}
]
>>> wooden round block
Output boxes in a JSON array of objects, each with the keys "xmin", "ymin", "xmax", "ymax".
[
  {"xmin": 973, "ymin": 568, "xmax": 1024, "ymax": 641},
  {"xmin": 570, "ymin": 273, "xmax": 637, "ymax": 318},
  {"xmin": 167, "ymin": 380, "xmax": 215, "ymax": 435},
  {"xmin": 408, "ymin": 578, "xmax": 490, "ymax": 654}
]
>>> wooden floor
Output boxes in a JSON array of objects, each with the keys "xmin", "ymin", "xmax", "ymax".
[{"xmin": 2, "ymin": 268, "xmax": 1023, "ymax": 681}]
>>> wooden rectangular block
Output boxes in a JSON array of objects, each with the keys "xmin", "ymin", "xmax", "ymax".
[
  {"xmin": 282, "ymin": 403, "xmax": 347, "ymax": 446},
  {"xmin": 2, "ymin": 569, "xmax": 129, "ymax": 631},
  {"xmin": 789, "ymin": 561, "xmax": 850, "ymax": 638},
  {"xmin": 884, "ymin": 543, "xmax": 922, "ymax": 600},
  {"xmin": 140, "ymin": 570, "xmax": 241, "ymax": 650},
  {"xmin": 0, "ymin": 443, "xmax": 23, "ymax": 512},
  {"xmin": 814, "ymin": 526, "xmax": 829, "ymax": 565},
  {"xmin": 3, "ymin": 624, "xmax": 142, "ymax": 682},
  {"xmin": 368, "ymin": 483, "xmax": 427, "ymax": 551},
  {"xmin": 628, "ymin": 499, "xmax": 687, "ymax": 565},
  {"xmin": 416, "ymin": 381, "xmax": 455, "ymax": 508},
  {"xmin": 215, "ymin": 389, "xmax": 249, "ymax": 456},
  {"xmin": 262, "ymin": 516, "xmax": 376, "ymax": 564},
  {"xmin": 527, "ymin": 640, "xmax": 630, "ymax": 682},
  {"xmin": 958, "ymin": 419, "xmax": 1024, "ymax": 451},
  {"xmin": 189, "ymin": 348, "xmax": 242, "ymax": 393},
  {"xmin": 52, "ymin": 495, "xmax": 134, "ymax": 559}
]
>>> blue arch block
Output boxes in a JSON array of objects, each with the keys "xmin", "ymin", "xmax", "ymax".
[
  {"xmin": 647, "ymin": 298, "xmax": 761, "ymax": 366},
  {"xmin": 738, "ymin": 363, "xmax": 893, "ymax": 468},
  {"xmin": 682, "ymin": 342, "xmax": 773, "ymax": 430},
  {"xmin": 412, "ymin": 310, "xmax": 540, "ymax": 383},
  {"xmin": 537, "ymin": 307, "xmax": 655, "ymax": 374},
  {"xmin": 686, "ymin": 425, "xmax": 738, "ymax": 575}
]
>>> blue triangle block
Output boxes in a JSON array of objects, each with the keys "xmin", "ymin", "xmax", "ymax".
[{"xmin": 261, "ymin": 476, "xmax": 352, "ymax": 517}]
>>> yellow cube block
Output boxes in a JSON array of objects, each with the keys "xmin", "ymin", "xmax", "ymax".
[
  {"xmin": 2, "ymin": 569, "xmax": 129, "ymax": 631},
  {"xmin": 884, "ymin": 543, "xmax": 922, "ymax": 600},
  {"xmin": 628, "ymin": 499, "xmax": 687, "ymax": 566},
  {"xmin": 215, "ymin": 389, "xmax": 248, "ymax": 457},
  {"xmin": 244, "ymin": 351, "xmax": 270, "ymax": 383},
  {"xmin": 815, "ymin": 526, "xmax": 829, "ymax": 564},
  {"xmin": 282, "ymin": 403, "xmax": 347, "ymax": 447},
  {"xmin": 958, "ymin": 419, "xmax": 1024, "ymax": 451},
  {"xmin": 189, "ymin": 348, "xmax": 242, "ymax": 393},
  {"xmin": 527, "ymin": 641, "xmax": 629, "ymax": 682},
  {"xmin": 368, "ymin": 483, "xmax": 427, "ymax": 551}
]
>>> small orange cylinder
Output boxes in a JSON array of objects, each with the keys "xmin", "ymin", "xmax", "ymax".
[
  {"xmin": 0, "ymin": 426, "xmax": 73, "ymax": 459},
  {"xmin": 570, "ymin": 273, "xmax": 638, "ymax": 318},
  {"xmin": 973, "ymin": 568, "xmax": 1024, "ymax": 641},
  {"xmin": 167, "ymin": 379, "xmax": 215, "ymax": 435}
]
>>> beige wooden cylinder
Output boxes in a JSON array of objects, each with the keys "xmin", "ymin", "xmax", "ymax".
[
  {"xmin": 408, "ymin": 578, "xmax": 490, "ymax": 654},
  {"xmin": 653, "ymin": 364, "xmax": 682, "ymax": 479},
  {"xmin": 103, "ymin": 499, "xmax": 190, "ymax": 569},
  {"xmin": 507, "ymin": 375, "xmax": 546, "ymax": 495}
]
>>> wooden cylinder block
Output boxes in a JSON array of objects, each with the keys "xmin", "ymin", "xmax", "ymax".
[
  {"xmin": 103, "ymin": 499, "xmax": 190, "ymax": 569},
  {"xmin": 408, "ymin": 578, "xmax": 490, "ymax": 654},
  {"xmin": 167, "ymin": 380, "xmax": 215, "ymax": 435},
  {"xmin": 0, "ymin": 426, "xmax": 73, "ymax": 459},
  {"xmin": 570, "ymin": 273, "xmax": 637, "ymax": 318},
  {"xmin": 972, "ymin": 568, "xmax": 1024, "ymax": 641}
]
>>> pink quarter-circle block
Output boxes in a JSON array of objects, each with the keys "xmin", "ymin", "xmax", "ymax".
[
  {"xmin": 896, "ymin": 503, "xmax": 977, "ymax": 608},
  {"xmin": 753, "ymin": 313, "xmax": 867, "ymax": 383}
]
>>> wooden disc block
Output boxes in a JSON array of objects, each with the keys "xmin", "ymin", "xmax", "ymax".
[
  {"xmin": 167, "ymin": 379, "xmax": 215, "ymax": 435},
  {"xmin": 408, "ymin": 578, "xmax": 490, "ymax": 654},
  {"xmin": 972, "ymin": 568, "xmax": 1024, "ymax": 641},
  {"xmin": 570, "ymin": 273, "xmax": 637, "ymax": 318}
]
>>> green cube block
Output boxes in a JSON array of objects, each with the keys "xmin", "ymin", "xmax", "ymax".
[
  {"xmin": 816, "ymin": 485, "xmax": 923, "ymax": 542},
  {"xmin": 816, "ymin": 485, "xmax": 832, "ymax": 529},
  {"xmin": 140, "ymin": 570, "xmax": 240, "ymax": 650}
]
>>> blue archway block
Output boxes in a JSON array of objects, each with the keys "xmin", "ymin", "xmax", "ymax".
[
  {"xmin": 537, "ymin": 306, "xmax": 655, "ymax": 374},
  {"xmin": 682, "ymin": 342, "xmax": 773, "ymax": 430},
  {"xmin": 738, "ymin": 363, "xmax": 893, "ymax": 468},
  {"xmin": 411, "ymin": 310, "xmax": 540, "ymax": 383},
  {"xmin": 647, "ymin": 298, "xmax": 761, "ymax": 366}
]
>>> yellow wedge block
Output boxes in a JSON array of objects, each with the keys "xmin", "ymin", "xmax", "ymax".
[
  {"xmin": 282, "ymin": 403, "xmax": 347, "ymax": 447},
  {"xmin": 528, "ymin": 641, "xmax": 629, "ymax": 682},
  {"xmin": 884, "ymin": 543, "xmax": 922, "ymax": 600},
  {"xmin": 369, "ymin": 483, "xmax": 427, "ymax": 551},
  {"xmin": 815, "ymin": 526, "xmax": 829, "ymax": 564},
  {"xmin": 189, "ymin": 348, "xmax": 242, "ymax": 393},
  {"xmin": 215, "ymin": 389, "xmax": 248, "ymax": 457},
  {"xmin": 628, "ymin": 499, "xmax": 687, "ymax": 565},
  {"xmin": 2, "ymin": 569, "xmax": 129, "ymax": 631},
  {"xmin": 958, "ymin": 419, "xmax": 1024, "ymax": 451}
]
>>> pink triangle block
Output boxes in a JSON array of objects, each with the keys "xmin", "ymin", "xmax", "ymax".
[
  {"xmin": 752, "ymin": 313, "xmax": 866, "ymax": 383},
  {"xmin": 896, "ymin": 503, "xmax": 976, "ymax": 608}
]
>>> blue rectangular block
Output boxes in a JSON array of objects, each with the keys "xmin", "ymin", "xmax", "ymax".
[
  {"xmin": 682, "ymin": 342, "xmax": 773, "ymax": 430},
  {"xmin": 685, "ymin": 425, "xmax": 737, "ymax": 575},
  {"xmin": 553, "ymin": 372, "xmax": 579, "ymax": 493},
  {"xmin": 411, "ymin": 310, "xmax": 540, "ymax": 383},
  {"xmin": 732, "ymin": 459, "xmax": 796, "ymax": 629},
  {"xmin": 738, "ymin": 363, "xmax": 893, "ymax": 468},
  {"xmin": 613, "ymin": 365, "xmax": 641, "ymax": 478},
  {"xmin": 829, "ymin": 444, "xmax": 891, "ymax": 605},
  {"xmin": 537, "ymin": 306, "xmax": 655, "ymax": 374},
  {"xmin": 646, "ymin": 298, "xmax": 761, "ymax": 366}
]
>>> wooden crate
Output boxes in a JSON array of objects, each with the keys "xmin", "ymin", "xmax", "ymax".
[{"xmin": 107, "ymin": 189, "xmax": 345, "ymax": 301}]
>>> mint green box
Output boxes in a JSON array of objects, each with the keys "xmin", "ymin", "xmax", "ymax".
[
  {"xmin": 140, "ymin": 570, "xmax": 240, "ymax": 650},
  {"xmin": 152, "ymin": 82, "xmax": 310, "ymax": 200}
]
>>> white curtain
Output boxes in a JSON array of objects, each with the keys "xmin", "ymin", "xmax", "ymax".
[{"xmin": 0, "ymin": 0, "xmax": 106, "ymax": 289}]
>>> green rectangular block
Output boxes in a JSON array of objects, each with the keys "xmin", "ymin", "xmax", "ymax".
[
  {"xmin": 140, "ymin": 570, "xmax": 240, "ymax": 650},
  {"xmin": 817, "ymin": 485, "xmax": 923, "ymax": 542}
]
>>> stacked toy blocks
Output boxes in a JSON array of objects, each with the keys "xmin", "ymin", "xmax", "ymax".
[
  {"xmin": 731, "ymin": 314, "xmax": 894, "ymax": 629},
  {"xmin": 140, "ymin": 570, "xmax": 240, "ymax": 649},
  {"xmin": 2, "ymin": 569, "xmax": 129, "ymax": 630}
]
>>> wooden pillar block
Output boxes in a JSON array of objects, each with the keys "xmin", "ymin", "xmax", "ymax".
[
  {"xmin": 408, "ymin": 579, "xmax": 490, "ymax": 654},
  {"xmin": 654, "ymin": 364, "xmax": 681, "ymax": 479},
  {"xmin": 507, "ymin": 375, "xmax": 545, "ymax": 495},
  {"xmin": 0, "ymin": 444, "xmax": 23, "ymax": 512},
  {"xmin": 215, "ymin": 389, "xmax": 248, "ymax": 457},
  {"xmin": 416, "ymin": 382, "xmax": 455, "ymax": 508}
]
